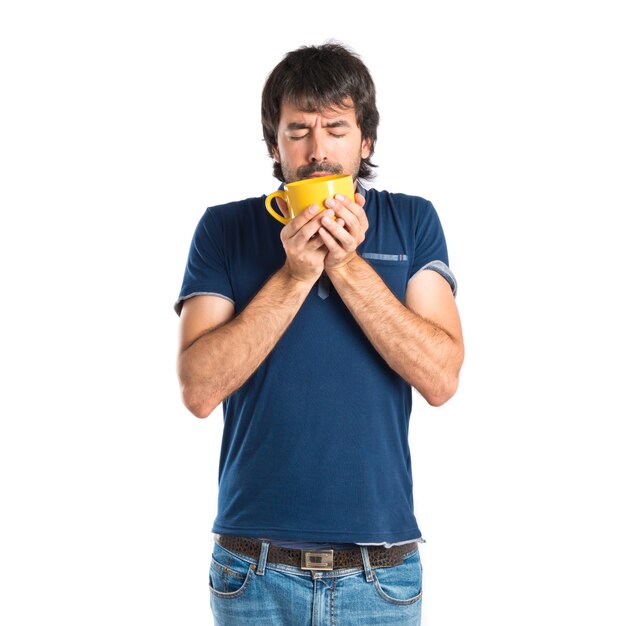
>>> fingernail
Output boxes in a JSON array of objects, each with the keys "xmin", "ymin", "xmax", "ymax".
[
  {"xmin": 335, "ymin": 194, "xmax": 345, "ymax": 201},
  {"xmin": 308, "ymin": 205, "xmax": 319, "ymax": 214},
  {"xmin": 325, "ymin": 198, "xmax": 336, "ymax": 208}
]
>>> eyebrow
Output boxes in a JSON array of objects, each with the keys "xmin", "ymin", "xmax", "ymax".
[{"xmin": 285, "ymin": 120, "xmax": 351, "ymax": 131}]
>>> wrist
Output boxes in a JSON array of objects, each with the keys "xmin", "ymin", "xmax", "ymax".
[
  {"xmin": 279, "ymin": 263, "xmax": 321, "ymax": 290},
  {"xmin": 325, "ymin": 253, "xmax": 359, "ymax": 275}
]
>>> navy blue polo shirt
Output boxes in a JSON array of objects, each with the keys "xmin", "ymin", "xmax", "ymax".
[{"xmin": 175, "ymin": 186, "xmax": 456, "ymax": 543}]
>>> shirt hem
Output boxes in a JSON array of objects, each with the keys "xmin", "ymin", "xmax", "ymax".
[{"xmin": 212, "ymin": 523, "xmax": 422, "ymax": 545}]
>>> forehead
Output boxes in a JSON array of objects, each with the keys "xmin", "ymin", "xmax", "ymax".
[{"xmin": 278, "ymin": 99, "xmax": 357, "ymax": 126}]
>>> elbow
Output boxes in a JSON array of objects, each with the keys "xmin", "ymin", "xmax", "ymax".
[
  {"xmin": 418, "ymin": 353, "xmax": 463, "ymax": 407},
  {"xmin": 180, "ymin": 384, "xmax": 220, "ymax": 419},
  {"xmin": 177, "ymin": 355, "xmax": 221, "ymax": 418},
  {"xmin": 422, "ymin": 373, "xmax": 459, "ymax": 407},
  {"xmin": 426, "ymin": 344, "xmax": 464, "ymax": 406},
  {"xmin": 410, "ymin": 337, "xmax": 464, "ymax": 406}
]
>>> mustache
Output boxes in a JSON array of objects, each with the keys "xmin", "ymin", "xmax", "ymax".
[{"xmin": 296, "ymin": 162, "xmax": 343, "ymax": 178}]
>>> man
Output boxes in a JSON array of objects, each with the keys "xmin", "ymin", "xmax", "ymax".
[{"xmin": 175, "ymin": 43, "xmax": 463, "ymax": 626}]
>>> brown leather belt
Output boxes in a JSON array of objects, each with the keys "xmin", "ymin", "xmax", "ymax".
[{"xmin": 215, "ymin": 535, "xmax": 417, "ymax": 571}]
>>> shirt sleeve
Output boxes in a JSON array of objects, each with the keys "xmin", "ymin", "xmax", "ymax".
[
  {"xmin": 409, "ymin": 200, "xmax": 457, "ymax": 296},
  {"xmin": 174, "ymin": 208, "xmax": 235, "ymax": 316}
]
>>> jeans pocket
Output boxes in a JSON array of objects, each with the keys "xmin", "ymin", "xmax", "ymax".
[
  {"xmin": 373, "ymin": 549, "xmax": 423, "ymax": 606},
  {"xmin": 209, "ymin": 545, "xmax": 255, "ymax": 599}
]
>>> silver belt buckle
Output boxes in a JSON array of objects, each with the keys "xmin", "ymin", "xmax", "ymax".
[{"xmin": 301, "ymin": 549, "xmax": 334, "ymax": 571}]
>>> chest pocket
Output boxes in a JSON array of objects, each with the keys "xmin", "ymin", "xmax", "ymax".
[{"xmin": 361, "ymin": 252, "xmax": 410, "ymax": 301}]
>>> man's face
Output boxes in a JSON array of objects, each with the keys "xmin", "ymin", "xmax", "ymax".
[{"xmin": 272, "ymin": 99, "xmax": 372, "ymax": 184}]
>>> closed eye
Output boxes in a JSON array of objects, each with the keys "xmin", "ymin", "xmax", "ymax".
[{"xmin": 289, "ymin": 132, "xmax": 345, "ymax": 140}]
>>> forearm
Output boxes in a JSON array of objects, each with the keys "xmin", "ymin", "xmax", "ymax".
[
  {"xmin": 178, "ymin": 265, "xmax": 314, "ymax": 417},
  {"xmin": 326, "ymin": 256, "xmax": 463, "ymax": 406}
]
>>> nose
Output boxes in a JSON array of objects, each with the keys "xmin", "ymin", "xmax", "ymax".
[{"xmin": 308, "ymin": 129, "xmax": 327, "ymax": 163}]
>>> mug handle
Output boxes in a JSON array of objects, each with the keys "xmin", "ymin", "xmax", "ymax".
[{"xmin": 265, "ymin": 191, "xmax": 289, "ymax": 225}]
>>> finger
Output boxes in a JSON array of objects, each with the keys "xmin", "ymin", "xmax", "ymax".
[
  {"xmin": 281, "ymin": 204, "xmax": 321, "ymax": 240},
  {"xmin": 285, "ymin": 209, "xmax": 333, "ymax": 249},
  {"xmin": 309, "ymin": 232, "xmax": 328, "ymax": 250},
  {"xmin": 325, "ymin": 200, "xmax": 361, "ymax": 234},
  {"xmin": 317, "ymin": 226, "xmax": 339, "ymax": 251},
  {"xmin": 342, "ymin": 193, "xmax": 367, "ymax": 224},
  {"xmin": 341, "ymin": 194, "xmax": 368, "ymax": 230},
  {"xmin": 320, "ymin": 212, "xmax": 353, "ymax": 247},
  {"xmin": 326, "ymin": 195, "xmax": 367, "ymax": 231},
  {"xmin": 317, "ymin": 226, "xmax": 350, "ymax": 257},
  {"xmin": 296, "ymin": 209, "xmax": 331, "ymax": 243}
]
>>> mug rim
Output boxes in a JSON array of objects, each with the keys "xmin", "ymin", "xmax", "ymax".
[{"xmin": 286, "ymin": 174, "xmax": 352, "ymax": 188}]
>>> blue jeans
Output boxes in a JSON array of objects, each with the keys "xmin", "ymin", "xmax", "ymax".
[{"xmin": 209, "ymin": 541, "xmax": 422, "ymax": 625}]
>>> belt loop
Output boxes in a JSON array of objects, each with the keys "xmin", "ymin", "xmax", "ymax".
[
  {"xmin": 256, "ymin": 541, "xmax": 270, "ymax": 576},
  {"xmin": 359, "ymin": 546, "xmax": 375, "ymax": 583}
]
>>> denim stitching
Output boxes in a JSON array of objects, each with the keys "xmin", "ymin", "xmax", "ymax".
[
  {"xmin": 209, "ymin": 565, "xmax": 255, "ymax": 600},
  {"xmin": 371, "ymin": 551, "xmax": 422, "ymax": 606},
  {"xmin": 373, "ymin": 579, "xmax": 422, "ymax": 606}
]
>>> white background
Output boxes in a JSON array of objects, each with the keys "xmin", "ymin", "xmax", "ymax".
[{"xmin": 1, "ymin": 1, "xmax": 624, "ymax": 624}]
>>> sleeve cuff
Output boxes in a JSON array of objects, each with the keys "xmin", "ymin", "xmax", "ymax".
[
  {"xmin": 411, "ymin": 260, "xmax": 457, "ymax": 296},
  {"xmin": 174, "ymin": 291, "xmax": 235, "ymax": 316}
]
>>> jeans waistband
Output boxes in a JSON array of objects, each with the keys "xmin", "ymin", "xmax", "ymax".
[{"xmin": 215, "ymin": 534, "xmax": 417, "ymax": 572}]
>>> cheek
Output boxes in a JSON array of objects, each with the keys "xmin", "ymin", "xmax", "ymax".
[{"xmin": 276, "ymin": 141, "xmax": 299, "ymax": 163}]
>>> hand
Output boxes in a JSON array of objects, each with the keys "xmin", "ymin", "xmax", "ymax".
[
  {"xmin": 279, "ymin": 201, "xmax": 330, "ymax": 284},
  {"xmin": 318, "ymin": 192, "xmax": 368, "ymax": 270}
]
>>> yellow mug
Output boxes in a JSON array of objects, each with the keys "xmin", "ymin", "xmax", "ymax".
[{"xmin": 265, "ymin": 174, "xmax": 355, "ymax": 225}]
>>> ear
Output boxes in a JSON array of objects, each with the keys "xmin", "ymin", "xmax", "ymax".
[
  {"xmin": 271, "ymin": 145, "xmax": 280, "ymax": 163},
  {"xmin": 361, "ymin": 137, "xmax": 372, "ymax": 160}
]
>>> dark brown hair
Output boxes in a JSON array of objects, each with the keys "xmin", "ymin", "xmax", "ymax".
[{"xmin": 261, "ymin": 43, "xmax": 379, "ymax": 182}]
